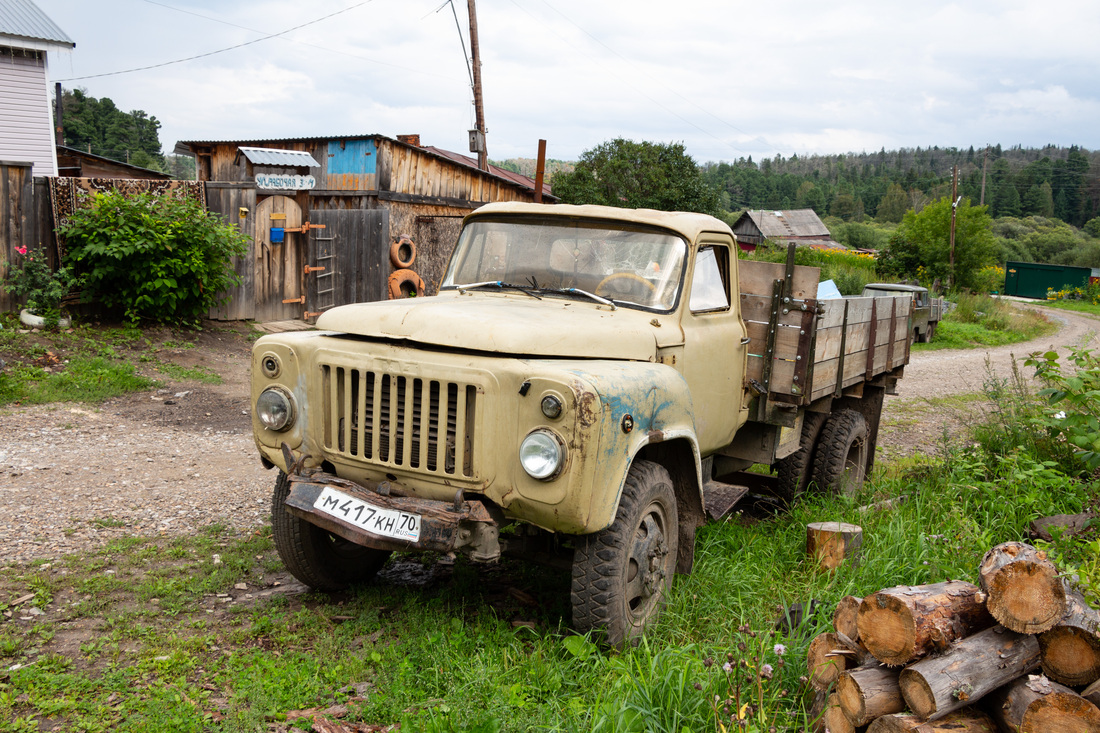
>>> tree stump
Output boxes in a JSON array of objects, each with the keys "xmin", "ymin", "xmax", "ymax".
[
  {"xmin": 899, "ymin": 625, "xmax": 1039, "ymax": 720},
  {"xmin": 807, "ymin": 522, "xmax": 862, "ymax": 571},
  {"xmin": 1039, "ymin": 585, "xmax": 1100, "ymax": 687},
  {"xmin": 986, "ymin": 674, "xmax": 1100, "ymax": 733},
  {"xmin": 978, "ymin": 541, "xmax": 1066, "ymax": 634},
  {"xmin": 837, "ymin": 664, "xmax": 904, "ymax": 726},
  {"xmin": 835, "ymin": 594, "xmax": 862, "ymax": 642},
  {"xmin": 808, "ymin": 632, "xmax": 857, "ymax": 690},
  {"xmin": 857, "ymin": 580, "xmax": 993, "ymax": 666},
  {"xmin": 866, "ymin": 708, "xmax": 996, "ymax": 732}
]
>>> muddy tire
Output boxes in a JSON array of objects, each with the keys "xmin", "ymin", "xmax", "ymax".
[
  {"xmin": 271, "ymin": 472, "xmax": 391, "ymax": 591},
  {"xmin": 775, "ymin": 411, "xmax": 829, "ymax": 503},
  {"xmin": 927, "ymin": 322, "xmax": 937, "ymax": 341},
  {"xmin": 811, "ymin": 409, "xmax": 869, "ymax": 496},
  {"xmin": 571, "ymin": 460, "xmax": 678, "ymax": 647}
]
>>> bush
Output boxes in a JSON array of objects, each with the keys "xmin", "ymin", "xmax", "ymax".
[{"xmin": 58, "ymin": 191, "xmax": 249, "ymax": 324}]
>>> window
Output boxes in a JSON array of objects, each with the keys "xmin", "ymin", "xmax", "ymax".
[{"xmin": 689, "ymin": 246, "xmax": 730, "ymax": 312}]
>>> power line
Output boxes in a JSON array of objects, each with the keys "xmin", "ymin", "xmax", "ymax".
[{"xmin": 57, "ymin": 1, "xmax": 376, "ymax": 82}]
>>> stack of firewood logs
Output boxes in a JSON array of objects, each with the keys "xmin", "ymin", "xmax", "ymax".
[{"xmin": 807, "ymin": 541, "xmax": 1100, "ymax": 732}]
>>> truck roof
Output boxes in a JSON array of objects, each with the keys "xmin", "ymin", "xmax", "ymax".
[
  {"xmin": 469, "ymin": 202, "xmax": 733, "ymax": 242},
  {"xmin": 863, "ymin": 282, "xmax": 928, "ymax": 294}
]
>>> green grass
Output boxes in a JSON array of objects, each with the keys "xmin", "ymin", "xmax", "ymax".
[
  {"xmin": 912, "ymin": 292, "xmax": 1055, "ymax": 351},
  {"xmin": 1038, "ymin": 298, "xmax": 1100, "ymax": 317},
  {"xmin": 0, "ymin": 356, "xmax": 155, "ymax": 406},
  {"xmin": 154, "ymin": 361, "xmax": 223, "ymax": 384}
]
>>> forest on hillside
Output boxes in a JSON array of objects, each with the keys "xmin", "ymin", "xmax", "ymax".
[{"xmin": 699, "ymin": 145, "xmax": 1099, "ymax": 228}]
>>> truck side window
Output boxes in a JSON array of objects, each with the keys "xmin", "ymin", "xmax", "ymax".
[{"xmin": 689, "ymin": 246, "xmax": 730, "ymax": 312}]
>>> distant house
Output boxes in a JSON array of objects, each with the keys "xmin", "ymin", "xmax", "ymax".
[
  {"xmin": 175, "ymin": 133, "xmax": 556, "ymax": 322},
  {"xmin": 0, "ymin": 0, "xmax": 74, "ymax": 176},
  {"xmin": 732, "ymin": 209, "xmax": 840, "ymax": 253},
  {"xmin": 56, "ymin": 145, "xmax": 171, "ymax": 180}
]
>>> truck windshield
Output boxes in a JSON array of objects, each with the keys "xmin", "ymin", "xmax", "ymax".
[{"xmin": 442, "ymin": 218, "xmax": 687, "ymax": 311}]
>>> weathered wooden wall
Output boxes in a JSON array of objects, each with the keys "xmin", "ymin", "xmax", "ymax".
[
  {"xmin": 205, "ymin": 184, "xmax": 257, "ymax": 321},
  {"xmin": 0, "ymin": 164, "xmax": 55, "ymax": 314}
]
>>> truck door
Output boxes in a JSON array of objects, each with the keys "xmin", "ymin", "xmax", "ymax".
[{"xmin": 679, "ymin": 237, "xmax": 749, "ymax": 453}]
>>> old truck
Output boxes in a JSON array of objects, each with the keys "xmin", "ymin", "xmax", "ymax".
[
  {"xmin": 861, "ymin": 282, "xmax": 944, "ymax": 343},
  {"xmin": 251, "ymin": 203, "xmax": 912, "ymax": 645}
]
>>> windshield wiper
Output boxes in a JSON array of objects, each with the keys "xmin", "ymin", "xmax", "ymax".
[
  {"xmin": 452, "ymin": 281, "xmax": 541, "ymax": 299},
  {"xmin": 534, "ymin": 287, "xmax": 616, "ymax": 310}
]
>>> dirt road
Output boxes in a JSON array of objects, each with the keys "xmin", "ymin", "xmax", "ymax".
[{"xmin": 3, "ymin": 305, "xmax": 1098, "ymax": 564}]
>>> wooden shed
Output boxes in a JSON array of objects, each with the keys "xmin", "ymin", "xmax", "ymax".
[
  {"xmin": 176, "ymin": 134, "xmax": 555, "ymax": 323},
  {"xmin": 56, "ymin": 145, "xmax": 171, "ymax": 180},
  {"xmin": 732, "ymin": 209, "xmax": 840, "ymax": 253}
]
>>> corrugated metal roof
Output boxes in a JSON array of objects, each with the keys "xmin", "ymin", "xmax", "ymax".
[
  {"xmin": 0, "ymin": 0, "xmax": 74, "ymax": 47},
  {"xmin": 238, "ymin": 146, "xmax": 320, "ymax": 167},
  {"xmin": 421, "ymin": 145, "xmax": 554, "ymax": 199},
  {"xmin": 744, "ymin": 209, "xmax": 831, "ymax": 238}
]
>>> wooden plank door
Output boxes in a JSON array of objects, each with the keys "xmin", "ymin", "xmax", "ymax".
[
  {"xmin": 307, "ymin": 209, "xmax": 390, "ymax": 318},
  {"xmin": 252, "ymin": 194, "xmax": 303, "ymax": 322}
]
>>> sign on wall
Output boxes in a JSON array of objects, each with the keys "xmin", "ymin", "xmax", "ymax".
[{"xmin": 256, "ymin": 173, "xmax": 316, "ymax": 191}]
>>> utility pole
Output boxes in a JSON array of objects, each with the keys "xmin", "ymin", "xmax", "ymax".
[
  {"xmin": 949, "ymin": 165, "xmax": 959, "ymax": 290},
  {"xmin": 467, "ymin": 0, "xmax": 488, "ymax": 171},
  {"xmin": 54, "ymin": 82, "xmax": 64, "ymax": 146},
  {"xmin": 979, "ymin": 146, "xmax": 988, "ymax": 206}
]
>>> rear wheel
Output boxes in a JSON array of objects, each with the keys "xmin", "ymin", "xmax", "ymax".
[
  {"xmin": 811, "ymin": 409, "xmax": 869, "ymax": 496},
  {"xmin": 775, "ymin": 412, "xmax": 829, "ymax": 504},
  {"xmin": 571, "ymin": 460, "xmax": 678, "ymax": 647},
  {"xmin": 927, "ymin": 322, "xmax": 937, "ymax": 341},
  {"xmin": 271, "ymin": 472, "xmax": 391, "ymax": 591}
]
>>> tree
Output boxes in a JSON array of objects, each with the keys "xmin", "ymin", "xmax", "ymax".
[
  {"xmin": 876, "ymin": 183, "xmax": 908, "ymax": 223},
  {"xmin": 61, "ymin": 88, "xmax": 165, "ymax": 169},
  {"xmin": 879, "ymin": 197, "xmax": 997, "ymax": 291},
  {"xmin": 550, "ymin": 139, "xmax": 721, "ymax": 216}
]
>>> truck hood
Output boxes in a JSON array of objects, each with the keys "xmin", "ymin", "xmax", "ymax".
[{"xmin": 315, "ymin": 293, "xmax": 661, "ymax": 360}]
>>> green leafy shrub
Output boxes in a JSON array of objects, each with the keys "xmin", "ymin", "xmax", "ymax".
[
  {"xmin": 58, "ymin": 191, "xmax": 248, "ymax": 324},
  {"xmin": 1026, "ymin": 347, "xmax": 1100, "ymax": 474},
  {"xmin": 2, "ymin": 245, "xmax": 83, "ymax": 328}
]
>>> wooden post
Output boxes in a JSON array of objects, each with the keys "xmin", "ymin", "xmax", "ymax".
[
  {"xmin": 467, "ymin": 0, "xmax": 488, "ymax": 171},
  {"xmin": 837, "ymin": 665, "xmax": 904, "ymax": 726},
  {"xmin": 986, "ymin": 675, "xmax": 1100, "ymax": 732},
  {"xmin": 978, "ymin": 541, "xmax": 1066, "ymax": 634},
  {"xmin": 533, "ymin": 139, "xmax": 546, "ymax": 204},
  {"xmin": 806, "ymin": 522, "xmax": 862, "ymax": 571},
  {"xmin": 898, "ymin": 625, "xmax": 1039, "ymax": 720},
  {"xmin": 857, "ymin": 580, "xmax": 993, "ymax": 666},
  {"xmin": 1038, "ymin": 585, "xmax": 1100, "ymax": 686}
]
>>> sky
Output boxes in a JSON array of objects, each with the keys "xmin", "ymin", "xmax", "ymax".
[{"xmin": 33, "ymin": 0, "xmax": 1100, "ymax": 165}]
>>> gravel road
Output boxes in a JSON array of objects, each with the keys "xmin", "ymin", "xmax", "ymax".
[{"xmin": 3, "ymin": 305, "xmax": 1098, "ymax": 565}]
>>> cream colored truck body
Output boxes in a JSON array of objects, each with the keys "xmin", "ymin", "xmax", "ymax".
[{"xmin": 252, "ymin": 203, "xmax": 910, "ymax": 616}]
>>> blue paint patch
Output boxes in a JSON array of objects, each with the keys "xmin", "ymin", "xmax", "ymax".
[{"xmin": 328, "ymin": 139, "xmax": 377, "ymax": 176}]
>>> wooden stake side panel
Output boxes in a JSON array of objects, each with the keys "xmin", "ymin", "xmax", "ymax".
[
  {"xmin": 809, "ymin": 295, "xmax": 911, "ymax": 402},
  {"xmin": 742, "ymin": 292, "xmax": 812, "ymax": 387},
  {"xmin": 738, "ymin": 259, "xmax": 820, "ymax": 299}
]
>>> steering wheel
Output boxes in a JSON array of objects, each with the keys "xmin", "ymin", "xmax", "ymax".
[{"xmin": 595, "ymin": 272, "xmax": 657, "ymax": 299}]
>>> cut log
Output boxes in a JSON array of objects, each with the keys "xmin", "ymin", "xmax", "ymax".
[
  {"xmin": 857, "ymin": 580, "xmax": 994, "ymax": 666},
  {"xmin": 808, "ymin": 632, "xmax": 857, "ymax": 690},
  {"xmin": 978, "ymin": 541, "xmax": 1066, "ymax": 634},
  {"xmin": 899, "ymin": 625, "xmax": 1040, "ymax": 720},
  {"xmin": 985, "ymin": 674, "xmax": 1100, "ymax": 733},
  {"xmin": 835, "ymin": 594, "xmax": 862, "ymax": 642},
  {"xmin": 822, "ymin": 691, "xmax": 862, "ymax": 733},
  {"xmin": 866, "ymin": 708, "xmax": 997, "ymax": 733},
  {"xmin": 809, "ymin": 688, "xmax": 829, "ymax": 733},
  {"xmin": 1039, "ymin": 584, "xmax": 1100, "ymax": 687},
  {"xmin": 807, "ymin": 521, "xmax": 863, "ymax": 571},
  {"xmin": 1083, "ymin": 678, "xmax": 1100, "ymax": 709},
  {"xmin": 837, "ymin": 664, "xmax": 904, "ymax": 726}
]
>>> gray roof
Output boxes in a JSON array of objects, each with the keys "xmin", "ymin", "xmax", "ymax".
[
  {"xmin": 0, "ymin": 0, "xmax": 74, "ymax": 48},
  {"xmin": 743, "ymin": 209, "xmax": 830, "ymax": 238},
  {"xmin": 238, "ymin": 146, "xmax": 320, "ymax": 167}
]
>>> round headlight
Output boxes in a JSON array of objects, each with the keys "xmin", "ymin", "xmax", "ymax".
[
  {"xmin": 519, "ymin": 430, "xmax": 564, "ymax": 480},
  {"xmin": 541, "ymin": 394, "xmax": 563, "ymax": 419},
  {"xmin": 256, "ymin": 387, "xmax": 295, "ymax": 431}
]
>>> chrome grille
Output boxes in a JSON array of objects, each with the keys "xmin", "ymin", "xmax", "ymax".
[{"xmin": 321, "ymin": 365, "xmax": 477, "ymax": 477}]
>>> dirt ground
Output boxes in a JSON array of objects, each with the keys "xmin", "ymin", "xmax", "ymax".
[{"xmin": 3, "ymin": 305, "xmax": 1099, "ymax": 565}]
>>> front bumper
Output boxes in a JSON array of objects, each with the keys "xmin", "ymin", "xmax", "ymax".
[{"xmin": 282, "ymin": 470, "xmax": 503, "ymax": 561}]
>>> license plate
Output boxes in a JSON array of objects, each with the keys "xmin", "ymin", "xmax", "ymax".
[{"xmin": 313, "ymin": 486, "xmax": 421, "ymax": 542}]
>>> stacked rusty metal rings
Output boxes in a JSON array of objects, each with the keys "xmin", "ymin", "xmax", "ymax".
[{"xmin": 387, "ymin": 234, "xmax": 425, "ymax": 298}]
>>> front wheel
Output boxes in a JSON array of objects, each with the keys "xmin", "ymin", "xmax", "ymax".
[
  {"xmin": 571, "ymin": 460, "xmax": 679, "ymax": 647},
  {"xmin": 271, "ymin": 472, "xmax": 391, "ymax": 591}
]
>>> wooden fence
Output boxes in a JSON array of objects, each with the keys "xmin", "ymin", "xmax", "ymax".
[{"xmin": 1, "ymin": 163, "xmax": 57, "ymax": 314}]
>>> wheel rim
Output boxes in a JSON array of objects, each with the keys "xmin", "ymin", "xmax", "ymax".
[{"xmin": 624, "ymin": 500, "xmax": 673, "ymax": 626}]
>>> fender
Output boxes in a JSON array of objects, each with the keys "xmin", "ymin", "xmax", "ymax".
[{"xmin": 563, "ymin": 361, "xmax": 702, "ymax": 533}]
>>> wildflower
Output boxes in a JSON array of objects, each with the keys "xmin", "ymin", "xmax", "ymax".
[
  {"xmin": 16, "ymin": 245, "xmax": 27, "ymax": 255},
  {"xmin": 1054, "ymin": 411, "xmax": 1066, "ymax": 420},
  {"xmin": 703, "ymin": 656, "xmax": 714, "ymax": 668},
  {"xmin": 693, "ymin": 682, "xmax": 702, "ymax": 691},
  {"xmin": 723, "ymin": 661, "xmax": 733, "ymax": 673},
  {"xmin": 773, "ymin": 643, "xmax": 787, "ymax": 656},
  {"xmin": 760, "ymin": 663, "xmax": 774, "ymax": 679}
]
